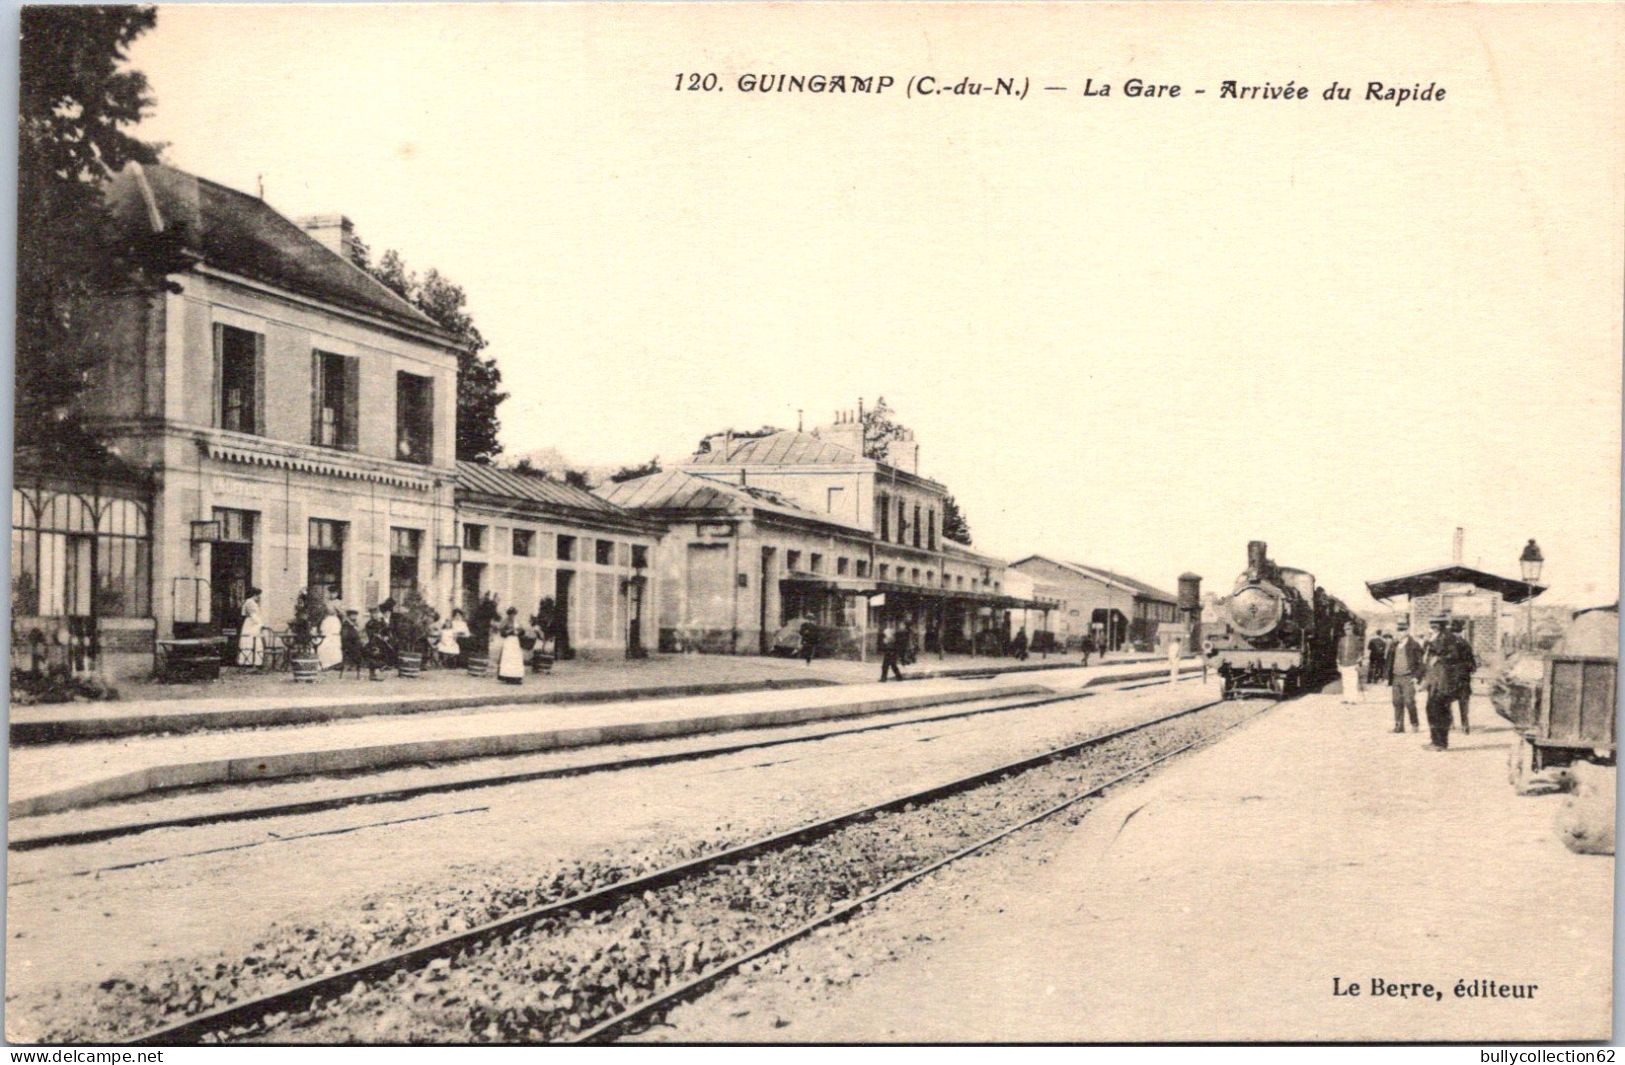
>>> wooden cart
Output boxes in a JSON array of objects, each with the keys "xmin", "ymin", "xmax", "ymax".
[{"xmin": 1503, "ymin": 654, "xmax": 1617, "ymax": 786}]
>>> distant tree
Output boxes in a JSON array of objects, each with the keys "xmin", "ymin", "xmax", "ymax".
[
  {"xmin": 942, "ymin": 495, "xmax": 972, "ymax": 546},
  {"xmin": 17, "ymin": 5, "xmax": 187, "ymax": 454},
  {"xmin": 562, "ymin": 469, "xmax": 591, "ymax": 490},
  {"xmin": 356, "ymin": 241, "xmax": 507, "ymax": 464},
  {"xmin": 859, "ymin": 396, "xmax": 908, "ymax": 460},
  {"xmin": 609, "ymin": 457, "xmax": 662, "ymax": 483},
  {"xmin": 693, "ymin": 425, "xmax": 783, "ymax": 456}
]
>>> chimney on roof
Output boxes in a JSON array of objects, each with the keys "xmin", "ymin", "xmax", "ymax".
[
  {"xmin": 300, "ymin": 213, "xmax": 362, "ymax": 265},
  {"xmin": 811, "ymin": 408, "xmax": 865, "ymax": 459},
  {"xmin": 1452, "ymin": 527, "xmax": 1464, "ymax": 564},
  {"xmin": 882, "ymin": 429, "xmax": 919, "ymax": 474}
]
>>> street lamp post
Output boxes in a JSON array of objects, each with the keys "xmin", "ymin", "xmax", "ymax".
[{"xmin": 1519, "ymin": 538, "xmax": 1544, "ymax": 653}]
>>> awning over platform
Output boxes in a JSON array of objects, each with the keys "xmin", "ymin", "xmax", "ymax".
[
  {"xmin": 781, "ymin": 575, "xmax": 879, "ymax": 595},
  {"xmin": 1366, "ymin": 564, "xmax": 1547, "ymax": 605},
  {"xmin": 867, "ymin": 581, "xmax": 1056, "ymax": 611}
]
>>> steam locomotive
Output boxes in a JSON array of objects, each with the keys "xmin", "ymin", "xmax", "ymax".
[{"xmin": 1210, "ymin": 541, "xmax": 1361, "ymax": 699}]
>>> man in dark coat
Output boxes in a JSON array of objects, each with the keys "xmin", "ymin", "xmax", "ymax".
[
  {"xmin": 1422, "ymin": 617, "xmax": 1454, "ymax": 748},
  {"xmin": 1367, "ymin": 631, "xmax": 1389, "ymax": 685},
  {"xmin": 799, "ymin": 618, "xmax": 818, "ymax": 665},
  {"xmin": 1012, "ymin": 628, "xmax": 1029, "ymax": 661},
  {"xmin": 1444, "ymin": 618, "xmax": 1478, "ymax": 733},
  {"xmin": 879, "ymin": 623, "xmax": 903, "ymax": 682}
]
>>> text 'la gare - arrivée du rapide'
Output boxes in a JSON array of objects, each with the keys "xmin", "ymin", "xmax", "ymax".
[{"xmin": 673, "ymin": 72, "xmax": 1446, "ymax": 106}]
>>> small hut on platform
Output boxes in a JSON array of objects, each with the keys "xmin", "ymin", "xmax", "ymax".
[{"xmin": 1366, "ymin": 562, "xmax": 1546, "ymax": 686}]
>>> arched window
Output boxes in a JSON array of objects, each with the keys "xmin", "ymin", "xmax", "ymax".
[{"xmin": 11, "ymin": 485, "xmax": 151, "ymax": 619}]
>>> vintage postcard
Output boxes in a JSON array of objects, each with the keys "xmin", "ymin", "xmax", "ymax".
[{"xmin": 6, "ymin": 1, "xmax": 1621, "ymax": 1049}]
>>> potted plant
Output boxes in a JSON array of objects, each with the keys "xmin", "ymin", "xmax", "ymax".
[
  {"xmin": 465, "ymin": 593, "xmax": 498, "ymax": 676},
  {"xmin": 289, "ymin": 588, "xmax": 322, "ymax": 683},
  {"xmin": 395, "ymin": 589, "xmax": 436, "ymax": 679}
]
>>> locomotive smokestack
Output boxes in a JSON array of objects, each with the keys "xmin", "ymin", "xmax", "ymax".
[{"xmin": 1247, "ymin": 541, "xmax": 1268, "ymax": 578}]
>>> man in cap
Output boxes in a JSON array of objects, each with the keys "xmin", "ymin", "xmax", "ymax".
[
  {"xmin": 1445, "ymin": 618, "xmax": 1478, "ymax": 733},
  {"xmin": 1421, "ymin": 616, "xmax": 1455, "ymax": 748},
  {"xmin": 1386, "ymin": 619, "xmax": 1425, "ymax": 733}
]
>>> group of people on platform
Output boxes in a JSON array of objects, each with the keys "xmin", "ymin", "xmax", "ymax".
[
  {"xmin": 1337, "ymin": 617, "xmax": 1478, "ymax": 750},
  {"xmin": 249, "ymin": 589, "xmax": 564, "ymax": 684},
  {"xmin": 439, "ymin": 594, "xmax": 565, "ymax": 686}
]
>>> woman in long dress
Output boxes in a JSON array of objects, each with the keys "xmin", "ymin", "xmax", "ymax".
[
  {"xmin": 496, "ymin": 607, "xmax": 525, "ymax": 685},
  {"xmin": 237, "ymin": 587, "xmax": 264, "ymax": 667},
  {"xmin": 316, "ymin": 604, "xmax": 344, "ymax": 671}
]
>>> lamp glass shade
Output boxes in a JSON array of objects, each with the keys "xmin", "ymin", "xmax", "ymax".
[{"xmin": 1519, "ymin": 539, "xmax": 1544, "ymax": 583}]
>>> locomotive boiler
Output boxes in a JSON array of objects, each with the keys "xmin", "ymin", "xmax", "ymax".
[{"xmin": 1210, "ymin": 541, "xmax": 1360, "ymax": 698}]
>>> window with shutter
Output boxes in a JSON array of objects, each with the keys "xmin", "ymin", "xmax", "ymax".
[
  {"xmin": 341, "ymin": 356, "xmax": 360, "ymax": 451},
  {"xmin": 217, "ymin": 324, "xmax": 261, "ymax": 434},
  {"xmin": 313, "ymin": 352, "xmax": 360, "ymax": 449},
  {"xmin": 396, "ymin": 371, "xmax": 434, "ymax": 464}
]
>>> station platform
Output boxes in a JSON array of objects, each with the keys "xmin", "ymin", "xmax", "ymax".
[
  {"xmin": 7, "ymin": 658, "xmax": 1201, "ymax": 819},
  {"xmin": 671, "ymin": 686, "xmax": 1615, "ymax": 1042},
  {"xmin": 9, "ymin": 650, "xmax": 1168, "ymax": 744}
]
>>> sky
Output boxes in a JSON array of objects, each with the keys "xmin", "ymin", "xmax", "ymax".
[{"xmin": 125, "ymin": 3, "xmax": 1622, "ymax": 610}]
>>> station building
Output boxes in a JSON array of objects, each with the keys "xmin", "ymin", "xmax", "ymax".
[
  {"xmin": 453, "ymin": 463, "xmax": 663, "ymax": 658},
  {"xmin": 620, "ymin": 417, "xmax": 1052, "ymax": 659},
  {"xmin": 594, "ymin": 468, "xmax": 876, "ymax": 655},
  {"xmin": 1009, "ymin": 556, "xmax": 1180, "ymax": 651},
  {"xmin": 18, "ymin": 162, "xmax": 466, "ymax": 676}
]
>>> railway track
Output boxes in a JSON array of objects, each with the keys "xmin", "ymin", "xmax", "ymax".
[
  {"xmin": 15, "ymin": 671, "xmax": 1203, "ymax": 853},
  {"xmin": 117, "ymin": 689, "xmax": 1268, "ymax": 1046}
]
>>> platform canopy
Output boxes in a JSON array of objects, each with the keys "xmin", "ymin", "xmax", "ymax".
[{"xmin": 1366, "ymin": 564, "xmax": 1547, "ymax": 605}]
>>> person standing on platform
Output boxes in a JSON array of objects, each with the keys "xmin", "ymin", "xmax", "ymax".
[
  {"xmin": 799, "ymin": 618, "xmax": 818, "ymax": 665},
  {"xmin": 316, "ymin": 603, "xmax": 344, "ymax": 672},
  {"xmin": 879, "ymin": 622, "xmax": 903, "ymax": 682},
  {"xmin": 1444, "ymin": 618, "xmax": 1478, "ymax": 733},
  {"xmin": 1012, "ymin": 628, "xmax": 1029, "ymax": 661},
  {"xmin": 362, "ymin": 606, "xmax": 393, "ymax": 681},
  {"xmin": 1367, "ymin": 630, "xmax": 1388, "ymax": 685},
  {"xmin": 341, "ymin": 608, "xmax": 365, "ymax": 677},
  {"xmin": 1337, "ymin": 624, "xmax": 1364, "ymax": 703},
  {"xmin": 496, "ymin": 607, "xmax": 526, "ymax": 685},
  {"xmin": 1080, "ymin": 635, "xmax": 1094, "ymax": 667},
  {"xmin": 1387, "ymin": 621, "xmax": 1425, "ymax": 733},
  {"xmin": 237, "ymin": 587, "xmax": 265, "ymax": 667},
  {"xmin": 1421, "ymin": 616, "xmax": 1454, "ymax": 748}
]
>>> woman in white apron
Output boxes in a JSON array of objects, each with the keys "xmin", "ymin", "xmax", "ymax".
[
  {"xmin": 316, "ymin": 604, "xmax": 344, "ymax": 671},
  {"xmin": 496, "ymin": 607, "xmax": 525, "ymax": 685},
  {"xmin": 237, "ymin": 587, "xmax": 264, "ymax": 667}
]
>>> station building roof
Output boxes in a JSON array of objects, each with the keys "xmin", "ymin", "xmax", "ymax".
[
  {"xmin": 595, "ymin": 469, "xmax": 870, "ymax": 534},
  {"xmin": 687, "ymin": 430, "xmax": 859, "ymax": 467},
  {"xmin": 107, "ymin": 162, "xmax": 457, "ymax": 342},
  {"xmin": 457, "ymin": 461, "xmax": 623, "ymax": 515},
  {"xmin": 684, "ymin": 430, "xmax": 949, "ymax": 492},
  {"xmin": 456, "ymin": 462, "xmax": 664, "ymax": 536},
  {"xmin": 1011, "ymin": 555, "xmax": 1179, "ymax": 606},
  {"xmin": 1365, "ymin": 564, "xmax": 1547, "ymax": 605}
]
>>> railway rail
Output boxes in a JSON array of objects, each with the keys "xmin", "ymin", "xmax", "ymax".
[
  {"xmin": 16, "ymin": 671, "xmax": 1203, "ymax": 853},
  {"xmin": 117, "ymin": 688, "xmax": 1268, "ymax": 1046}
]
